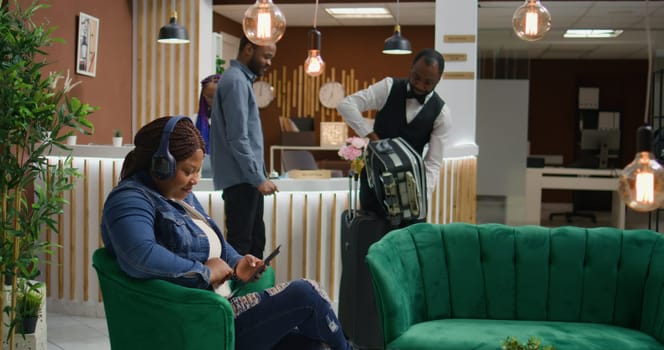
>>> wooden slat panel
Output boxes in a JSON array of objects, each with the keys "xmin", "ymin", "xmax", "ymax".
[
  {"xmin": 302, "ymin": 194, "xmax": 308, "ymax": 277},
  {"xmin": 287, "ymin": 193, "xmax": 293, "ymax": 281},
  {"xmin": 137, "ymin": 0, "xmax": 146, "ymax": 128},
  {"xmin": 69, "ymin": 161, "xmax": 76, "ymax": 301},
  {"xmin": 328, "ymin": 194, "xmax": 337, "ymax": 300},
  {"xmin": 137, "ymin": 0, "xmax": 201, "ymax": 127},
  {"xmin": 43, "ymin": 154, "xmax": 476, "ymax": 316},
  {"xmin": 98, "ymin": 160, "xmax": 104, "ymax": 303},
  {"xmin": 57, "ymin": 160, "xmax": 64, "ymax": 299},
  {"xmin": 83, "ymin": 160, "xmax": 90, "ymax": 302}
]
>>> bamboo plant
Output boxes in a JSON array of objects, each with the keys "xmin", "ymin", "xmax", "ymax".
[{"xmin": 0, "ymin": 0, "xmax": 95, "ymax": 347}]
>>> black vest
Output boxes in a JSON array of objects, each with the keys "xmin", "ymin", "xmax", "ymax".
[{"xmin": 373, "ymin": 78, "xmax": 444, "ymax": 155}]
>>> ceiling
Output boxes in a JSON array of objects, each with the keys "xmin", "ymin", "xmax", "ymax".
[{"xmin": 213, "ymin": 1, "xmax": 664, "ymax": 59}]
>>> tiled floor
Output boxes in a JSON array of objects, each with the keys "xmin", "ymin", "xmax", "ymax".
[
  {"xmin": 46, "ymin": 198, "xmax": 664, "ymax": 349},
  {"xmin": 47, "ymin": 313, "xmax": 109, "ymax": 350}
]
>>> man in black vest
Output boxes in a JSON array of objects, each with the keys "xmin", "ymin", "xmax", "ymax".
[{"xmin": 337, "ymin": 48, "xmax": 452, "ymax": 223}]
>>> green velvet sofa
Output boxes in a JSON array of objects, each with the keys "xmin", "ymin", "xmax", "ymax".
[
  {"xmin": 365, "ymin": 223, "xmax": 664, "ymax": 350},
  {"xmin": 92, "ymin": 247, "xmax": 275, "ymax": 350}
]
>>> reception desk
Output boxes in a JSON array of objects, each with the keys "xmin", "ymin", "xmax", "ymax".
[
  {"xmin": 269, "ymin": 144, "xmax": 340, "ymax": 174},
  {"xmin": 43, "ymin": 145, "xmax": 477, "ymax": 317},
  {"xmin": 525, "ymin": 167, "xmax": 625, "ymax": 228}
]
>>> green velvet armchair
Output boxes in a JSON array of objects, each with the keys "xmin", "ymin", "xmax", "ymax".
[
  {"xmin": 366, "ymin": 223, "xmax": 664, "ymax": 350},
  {"xmin": 92, "ymin": 247, "xmax": 275, "ymax": 350}
]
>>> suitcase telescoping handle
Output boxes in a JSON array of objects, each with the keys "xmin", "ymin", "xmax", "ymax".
[{"xmin": 347, "ymin": 171, "xmax": 360, "ymax": 221}]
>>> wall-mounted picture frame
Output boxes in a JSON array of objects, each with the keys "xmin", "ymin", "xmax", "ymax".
[{"xmin": 76, "ymin": 12, "xmax": 99, "ymax": 77}]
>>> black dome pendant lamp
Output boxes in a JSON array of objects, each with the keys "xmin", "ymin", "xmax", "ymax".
[
  {"xmin": 382, "ymin": 0, "xmax": 411, "ymax": 55},
  {"xmin": 158, "ymin": 1, "xmax": 190, "ymax": 44}
]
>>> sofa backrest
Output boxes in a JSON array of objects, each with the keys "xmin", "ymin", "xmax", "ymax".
[{"xmin": 366, "ymin": 223, "xmax": 664, "ymax": 344}]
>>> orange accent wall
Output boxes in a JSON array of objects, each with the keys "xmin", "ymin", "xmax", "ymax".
[{"xmin": 18, "ymin": 0, "xmax": 133, "ymax": 146}]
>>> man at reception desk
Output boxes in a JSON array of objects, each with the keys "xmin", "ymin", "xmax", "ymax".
[
  {"xmin": 210, "ymin": 36, "xmax": 278, "ymax": 259},
  {"xmin": 337, "ymin": 48, "xmax": 452, "ymax": 220}
]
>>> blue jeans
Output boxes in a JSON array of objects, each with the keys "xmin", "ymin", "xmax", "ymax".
[{"xmin": 234, "ymin": 279, "xmax": 352, "ymax": 350}]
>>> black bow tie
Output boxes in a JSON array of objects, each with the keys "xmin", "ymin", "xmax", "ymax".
[{"xmin": 406, "ymin": 90, "xmax": 426, "ymax": 105}]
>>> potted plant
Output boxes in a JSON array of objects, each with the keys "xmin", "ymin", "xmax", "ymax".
[
  {"xmin": 112, "ymin": 129, "xmax": 123, "ymax": 147},
  {"xmin": 13, "ymin": 281, "xmax": 42, "ymax": 335},
  {"xmin": 0, "ymin": 0, "xmax": 95, "ymax": 346},
  {"xmin": 66, "ymin": 134, "xmax": 77, "ymax": 145}
]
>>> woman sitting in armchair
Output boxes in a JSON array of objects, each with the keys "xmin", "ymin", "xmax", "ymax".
[{"xmin": 101, "ymin": 116, "xmax": 353, "ymax": 350}]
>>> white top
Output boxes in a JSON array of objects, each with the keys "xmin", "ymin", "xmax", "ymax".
[
  {"xmin": 336, "ymin": 77, "xmax": 453, "ymax": 194},
  {"xmin": 176, "ymin": 199, "xmax": 231, "ymax": 298}
]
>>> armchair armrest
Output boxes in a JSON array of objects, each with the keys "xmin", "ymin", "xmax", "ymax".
[
  {"xmin": 640, "ymin": 238, "xmax": 664, "ymax": 343},
  {"xmin": 93, "ymin": 248, "xmax": 235, "ymax": 350},
  {"xmin": 366, "ymin": 234, "xmax": 418, "ymax": 346}
]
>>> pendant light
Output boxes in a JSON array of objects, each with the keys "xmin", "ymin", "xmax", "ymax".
[
  {"xmin": 512, "ymin": 0, "xmax": 551, "ymax": 41},
  {"xmin": 383, "ymin": 0, "xmax": 411, "ymax": 55},
  {"xmin": 619, "ymin": 126, "xmax": 664, "ymax": 212},
  {"xmin": 304, "ymin": 0, "xmax": 325, "ymax": 77},
  {"xmin": 242, "ymin": 0, "xmax": 287, "ymax": 46},
  {"xmin": 158, "ymin": 0, "xmax": 190, "ymax": 44}
]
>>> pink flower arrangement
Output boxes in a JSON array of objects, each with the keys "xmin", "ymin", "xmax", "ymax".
[{"xmin": 338, "ymin": 136, "xmax": 369, "ymax": 175}]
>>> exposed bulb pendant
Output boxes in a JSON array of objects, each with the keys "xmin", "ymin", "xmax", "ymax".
[
  {"xmin": 257, "ymin": 10, "xmax": 272, "ymax": 38},
  {"xmin": 525, "ymin": 11, "xmax": 539, "ymax": 35},
  {"xmin": 243, "ymin": 0, "xmax": 287, "ymax": 46},
  {"xmin": 512, "ymin": 0, "xmax": 551, "ymax": 41},
  {"xmin": 158, "ymin": 10, "xmax": 190, "ymax": 44},
  {"xmin": 305, "ymin": 28, "xmax": 325, "ymax": 77},
  {"xmin": 619, "ymin": 126, "xmax": 664, "ymax": 212}
]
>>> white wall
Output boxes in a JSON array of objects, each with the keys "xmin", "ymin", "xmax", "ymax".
[
  {"xmin": 476, "ymin": 80, "xmax": 529, "ymax": 197},
  {"xmin": 199, "ymin": 0, "xmax": 214, "ymax": 82},
  {"xmin": 436, "ymin": 0, "xmax": 478, "ymax": 158}
]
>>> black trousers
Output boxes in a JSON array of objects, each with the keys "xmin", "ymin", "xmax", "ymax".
[
  {"xmin": 222, "ymin": 183, "xmax": 265, "ymax": 259},
  {"xmin": 359, "ymin": 168, "xmax": 425, "ymax": 229}
]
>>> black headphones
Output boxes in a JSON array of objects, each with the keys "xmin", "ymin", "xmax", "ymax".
[{"xmin": 151, "ymin": 116, "xmax": 189, "ymax": 180}]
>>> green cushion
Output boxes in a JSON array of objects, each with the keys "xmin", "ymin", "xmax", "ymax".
[
  {"xmin": 366, "ymin": 223, "xmax": 664, "ymax": 349},
  {"xmin": 92, "ymin": 247, "xmax": 274, "ymax": 350},
  {"xmin": 387, "ymin": 319, "xmax": 664, "ymax": 350},
  {"xmin": 230, "ymin": 266, "xmax": 276, "ymax": 296}
]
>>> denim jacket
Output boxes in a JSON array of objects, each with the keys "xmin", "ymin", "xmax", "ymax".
[{"xmin": 101, "ymin": 171, "xmax": 242, "ymax": 289}]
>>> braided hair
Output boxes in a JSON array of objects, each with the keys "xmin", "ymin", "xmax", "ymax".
[
  {"xmin": 120, "ymin": 116, "xmax": 206, "ymax": 180},
  {"xmin": 196, "ymin": 74, "xmax": 221, "ymax": 154}
]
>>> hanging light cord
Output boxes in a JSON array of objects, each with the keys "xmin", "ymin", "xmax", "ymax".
[
  {"xmin": 313, "ymin": 0, "xmax": 319, "ymax": 28},
  {"xmin": 396, "ymin": 0, "xmax": 401, "ymax": 25},
  {"xmin": 644, "ymin": 0, "xmax": 653, "ymax": 124}
]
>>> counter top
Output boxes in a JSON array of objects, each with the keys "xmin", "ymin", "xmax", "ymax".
[
  {"xmin": 196, "ymin": 178, "xmax": 349, "ymax": 192},
  {"xmin": 47, "ymin": 146, "xmax": 351, "ymax": 192},
  {"xmin": 48, "ymin": 144, "xmax": 133, "ymax": 158}
]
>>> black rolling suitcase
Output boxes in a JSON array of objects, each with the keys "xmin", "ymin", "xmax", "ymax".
[
  {"xmin": 339, "ymin": 174, "xmax": 391, "ymax": 349},
  {"xmin": 365, "ymin": 137, "xmax": 427, "ymax": 226}
]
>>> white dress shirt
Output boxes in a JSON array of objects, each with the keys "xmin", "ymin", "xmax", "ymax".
[{"xmin": 337, "ymin": 77, "xmax": 452, "ymax": 195}]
